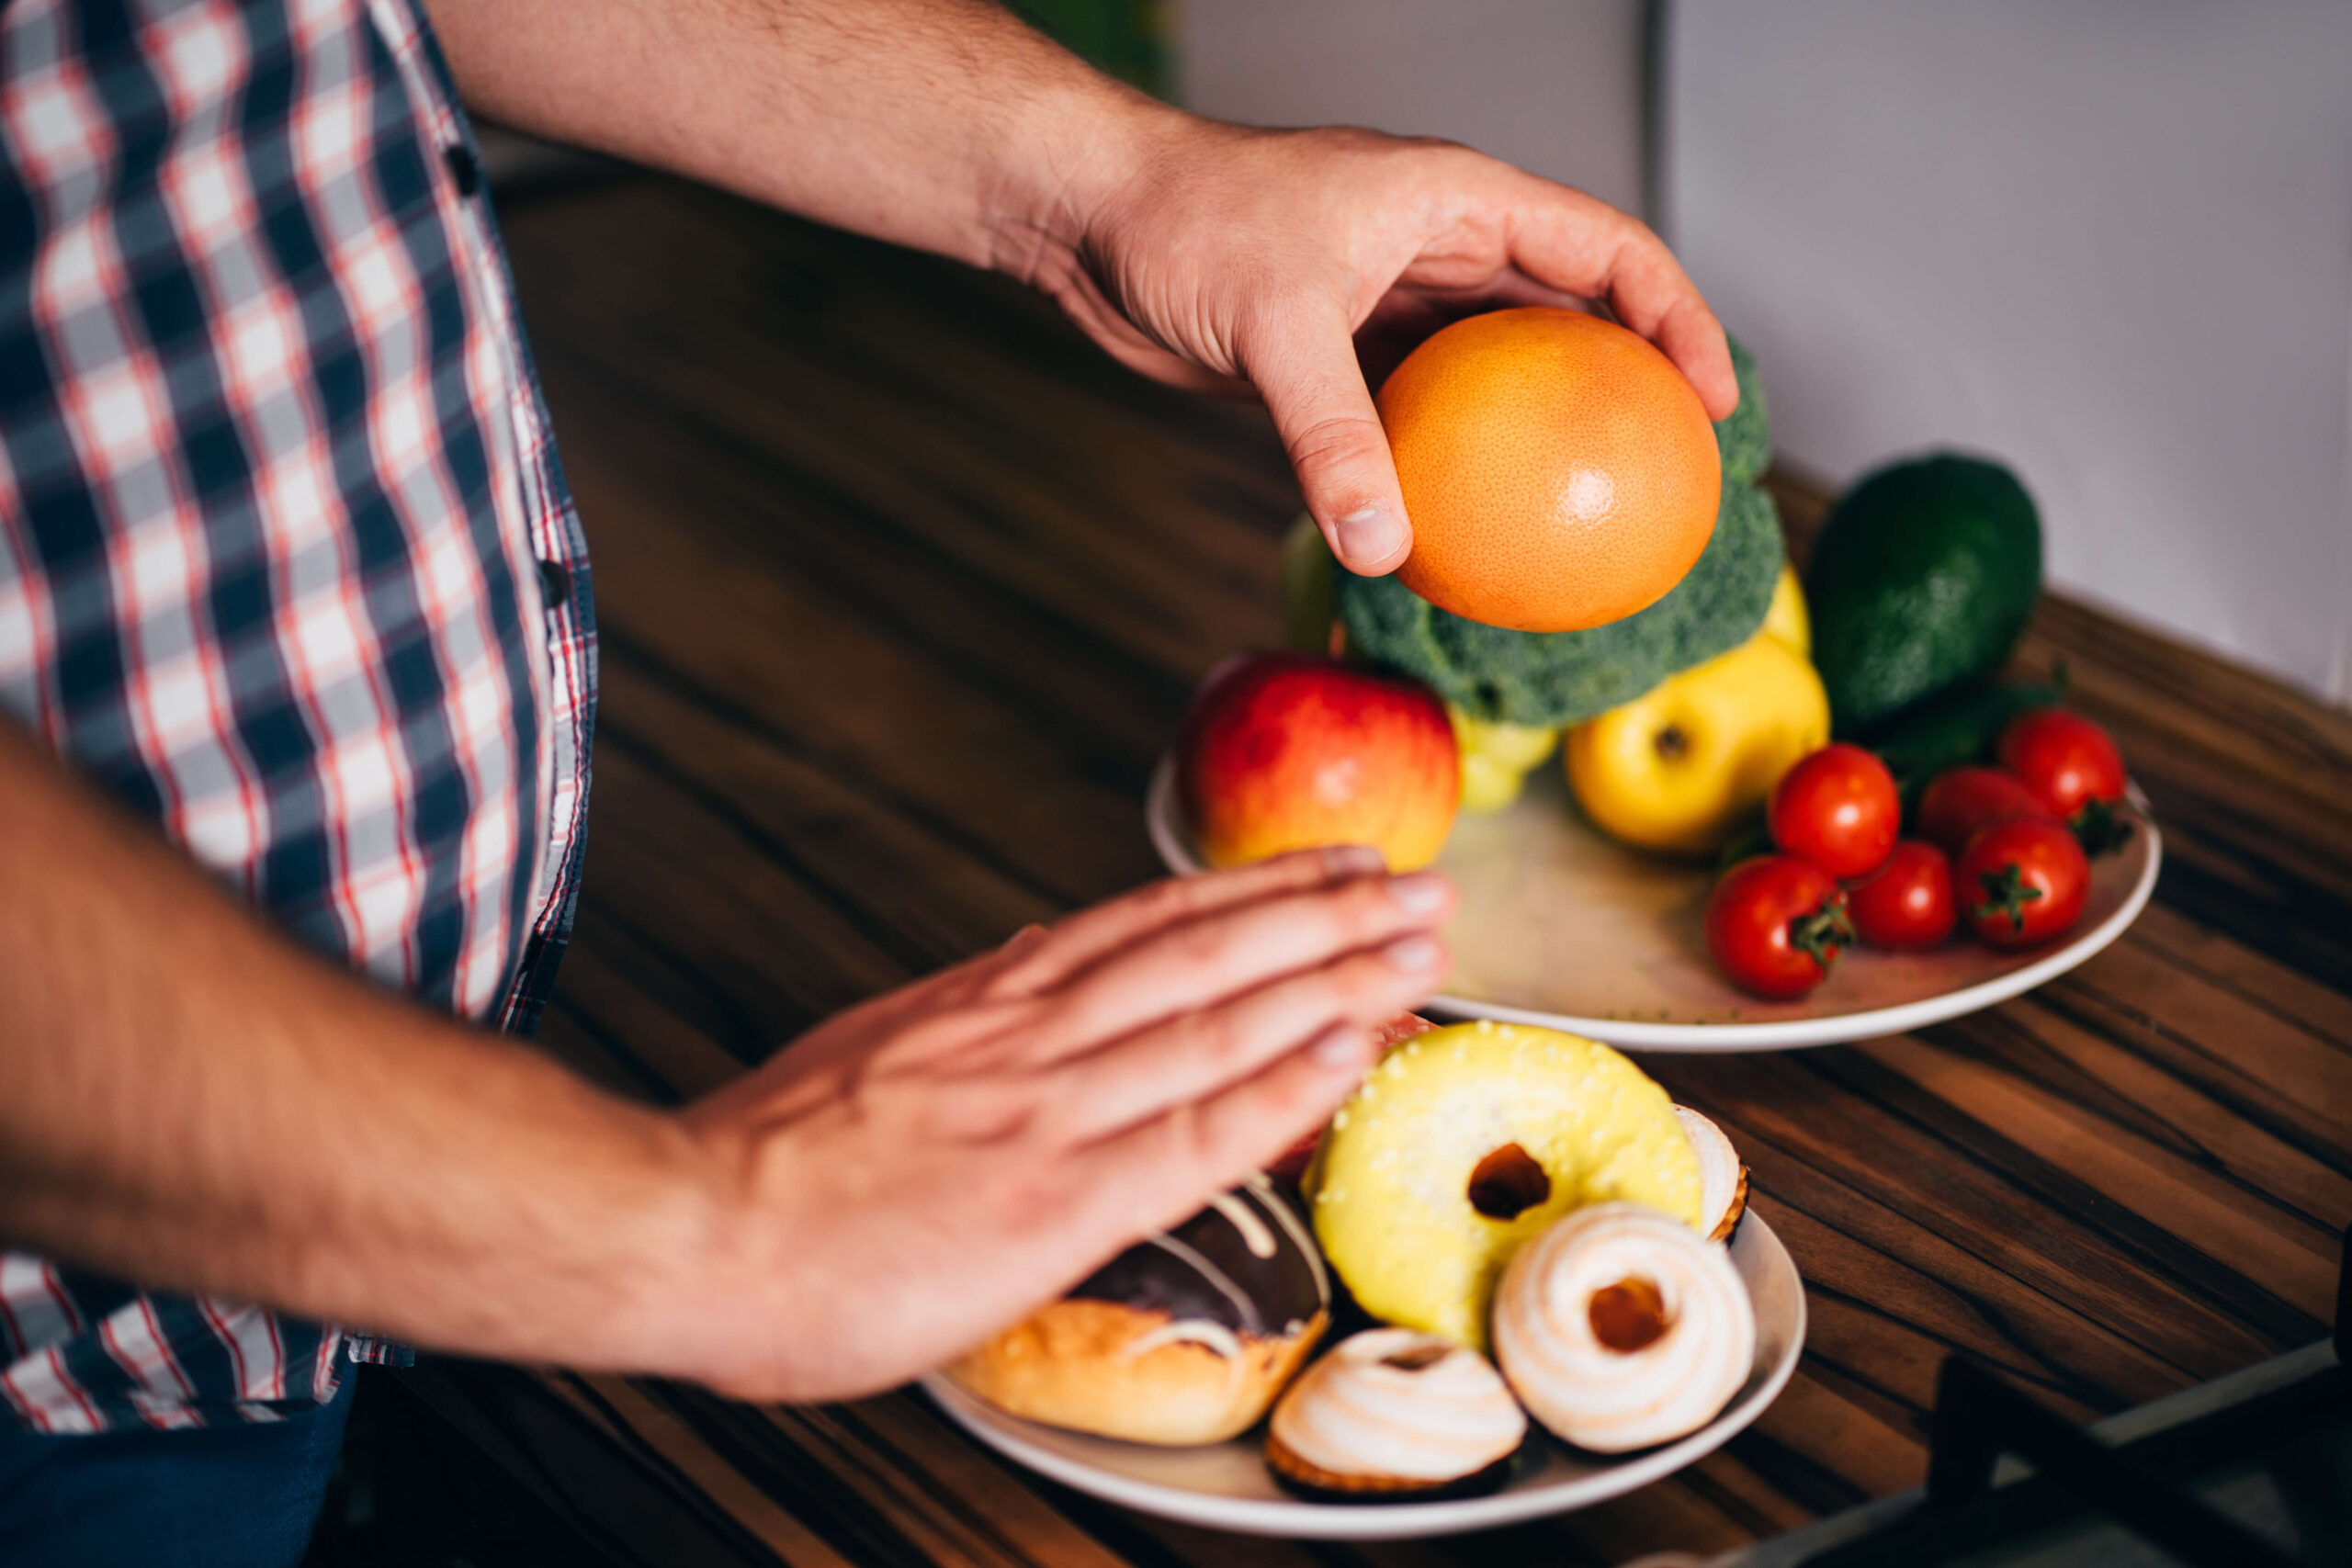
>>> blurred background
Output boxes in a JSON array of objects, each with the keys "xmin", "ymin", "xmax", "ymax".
[{"xmin": 1025, "ymin": 0, "xmax": 2352, "ymax": 709}]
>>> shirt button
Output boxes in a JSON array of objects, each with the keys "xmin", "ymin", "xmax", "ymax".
[
  {"xmin": 445, "ymin": 143, "xmax": 482, "ymax": 198},
  {"xmin": 537, "ymin": 558, "xmax": 571, "ymax": 611}
]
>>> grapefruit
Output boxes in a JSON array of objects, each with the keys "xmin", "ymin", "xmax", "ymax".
[{"xmin": 1378, "ymin": 308, "xmax": 1722, "ymax": 634}]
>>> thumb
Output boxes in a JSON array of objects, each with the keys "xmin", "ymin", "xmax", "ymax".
[{"xmin": 1244, "ymin": 311, "xmax": 1413, "ymax": 577}]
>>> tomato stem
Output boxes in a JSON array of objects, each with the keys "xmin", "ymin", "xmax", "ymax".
[
  {"xmin": 1973, "ymin": 863, "xmax": 2044, "ymax": 934},
  {"xmin": 2071, "ymin": 796, "xmax": 2135, "ymax": 857},
  {"xmin": 1787, "ymin": 897, "xmax": 1854, "ymax": 969}
]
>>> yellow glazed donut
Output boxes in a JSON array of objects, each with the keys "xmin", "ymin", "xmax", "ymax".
[{"xmin": 1304, "ymin": 1021, "xmax": 1703, "ymax": 1351}]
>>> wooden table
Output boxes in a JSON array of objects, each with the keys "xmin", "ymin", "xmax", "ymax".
[{"xmin": 420, "ymin": 169, "xmax": 2352, "ymax": 1567}]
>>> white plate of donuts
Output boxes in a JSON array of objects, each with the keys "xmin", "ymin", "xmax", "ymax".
[{"xmin": 923, "ymin": 1019, "xmax": 1805, "ymax": 1540}]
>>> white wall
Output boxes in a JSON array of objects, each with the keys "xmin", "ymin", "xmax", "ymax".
[
  {"xmin": 1666, "ymin": 1, "xmax": 2352, "ymax": 705},
  {"xmin": 1173, "ymin": 0, "xmax": 1650, "ymax": 220}
]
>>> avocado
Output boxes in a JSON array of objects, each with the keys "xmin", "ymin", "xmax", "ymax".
[
  {"xmin": 1713, "ymin": 333, "xmax": 1771, "ymax": 484},
  {"xmin": 1807, "ymin": 454, "xmax": 2042, "ymax": 733},
  {"xmin": 1864, "ymin": 676, "xmax": 2064, "ymax": 798}
]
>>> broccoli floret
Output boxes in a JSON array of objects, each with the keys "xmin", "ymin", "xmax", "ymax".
[
  {"xmin": 1337, "ymin": 480, "xmax": 1785, "ymax": 727},
  {"xmin": 1714, "ymin": 333, "xmax": 1770, "ymax": 484}
]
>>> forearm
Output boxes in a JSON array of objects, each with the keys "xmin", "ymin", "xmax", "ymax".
[
  {"xmin": 424, "ymin": 0, "xmax": 1175, "ymax": 279},
  {"xmin": 0, "ymin": 716, "xmax": 725, "ymax": 1375}
]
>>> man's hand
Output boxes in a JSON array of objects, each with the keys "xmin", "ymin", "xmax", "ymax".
[
  {"xmin": 1023, "ymin": 122, "xmax": 1739, "ymax": 576},
  {"xmin": 669, "ymin": 848, "xmax": 1452, "ymax": 1401}
]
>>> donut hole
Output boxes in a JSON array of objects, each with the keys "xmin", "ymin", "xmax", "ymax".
[
  {"xmin": 1380, "ymin": 1344, "xmax": 1451, "ymax": 1371},
  {"xmin": 1467, "ymin": 1143, "xmax": 1552, "ymax": 1220},
  {"xmin": 1588, "ymin": 1277, "xmax": 1670, "ymax": 1353}
]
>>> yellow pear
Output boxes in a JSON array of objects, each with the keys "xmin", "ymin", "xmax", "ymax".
[
  {"xmin": 1760, "ymin": 561, "xmax": 1810, "ymax": 658},
  {"xmin": 1451, "ymin": 706, "xmax": 1560, "ymax": 813},
  {"xmin": 1565, "ymin": 630, "xmax": 1828, "ymax": 855},
  {"xmin": 1278, "ymin": 513, "xmax": 1340, "ymax": 655}
]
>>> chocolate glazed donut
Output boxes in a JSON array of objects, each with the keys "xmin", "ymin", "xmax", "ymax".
[{"xmin": 943, "ymin": 1176, "xmax": 1331, "ymax": 1445}]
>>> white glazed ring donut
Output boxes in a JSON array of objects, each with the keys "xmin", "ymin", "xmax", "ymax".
[
  {"xmin": 1491, "ymin": 1202, "xmax": 1756, "ymax": 1452},
  {"xmin": 1268, "ymin": 1328, "xmax": 1526, "ymax": 1486},
  {"xmin": 1673, "ymin": 1106, "xmax": 1748, "ymax": 1243}
]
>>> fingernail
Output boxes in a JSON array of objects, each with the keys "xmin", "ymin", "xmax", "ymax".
[
  {"xmin": 1310, "ymin": 1024, "xmax": 1367, "ymax": 1068},
  {"xmin": 1383, "ymin": 933, "xmax": 1442, "ymax": 973},
  {"xmin": 1390, "ymin": 871, "xmax": 1450, "ymax": 917},
  {"xmin": 1336, "ymin": 507, "xmax": 1407, "ymax": 568},
  {"xmin": 1322, "ymin": 844, "xmax": 1385, "ymax": 878}
]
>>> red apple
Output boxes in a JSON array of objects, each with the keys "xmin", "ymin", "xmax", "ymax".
[{"xmin": 1177, "ymin": 652, "xmax": 1460, "ymax": 871}]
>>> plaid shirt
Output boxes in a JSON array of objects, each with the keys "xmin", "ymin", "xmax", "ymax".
[{"xmin": 0, "ymin": 0, "xmax": 595, "ymax": 1432}]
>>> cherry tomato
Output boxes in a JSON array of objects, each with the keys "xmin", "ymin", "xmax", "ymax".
[
  {"xmin": 1848, "ymin": 840, "xmax": 1957, "ymax": 950},
  {"xmin": 1997, "ymin": 707, "xmax": 2126, "ymax": 818},
  {"xmin": 1917, "ymin": 765, "xmax": 2053, "ymax": 856},
  {"xmin": 1769, "ymin": 743, "xmax": 1900, "ymax": 878},
  {"xmin": 1956, "ymin": 818, "xmax": 2090, "ymax": 948},
  {"xmin": 1705, "ymin": 855, "xmax": 1854, "ymax": 999}
]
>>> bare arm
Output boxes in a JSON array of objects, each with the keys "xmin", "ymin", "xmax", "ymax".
[
  {"xmin": 0, "ymin": 715, "xmax": 1450, "ymax": 1398},
  {"xmin": 424, "ymin": 0, "xmax": 1738, "ymax": 577},
  {"xmin": 0, "ymin": 716, "xmax": 721, "ymax": 1371},
  {"xmin": 424, "ymin": 0, "xmax": 1147, "ymax": 277}
]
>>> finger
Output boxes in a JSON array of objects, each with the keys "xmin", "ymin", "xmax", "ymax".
[
  {"xmin": 899, "ymin": 922, "xmax": 1051, "ymax": 1014},
  {"xmin": 1045, "ymin": 931, "xmax": 1446, "ymax": 1143},
  {"xmin": 996, "ymin": 922, "xmax": 1052, "ymax": 963},
  {"xmin": 854, "ymin": 919, "xmax": 1054, "ymax": 1022},
  {"xmin": 1366, "ymin": 266, "xmax": 1594, "ymax": 332},
  {"xmin": 1483, "ymin": 170, "xmax": 1737, "ymax": 420},
  {"xmin": 985, "ymin": 845, "xmax": 1385, "ymax": 999},
  {"xmin": 1240, "ymin": 303, "xmax": 1414, "ymax": 576},
  {"xmin": 1029, "ymin": 868, "xmax": 1457, "ymax": 1062},
  {"xmin": 1065, "ymin": 1025, "xmax": 1384, "ymax": 1240}
]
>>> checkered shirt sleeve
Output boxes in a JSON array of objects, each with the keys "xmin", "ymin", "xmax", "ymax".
[{"xmin": 0, "ymin": 0, "xmax": 595, "ymax": 1431}]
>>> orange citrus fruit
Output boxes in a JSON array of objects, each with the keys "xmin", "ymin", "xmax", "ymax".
[{"xmin": 1378, "ymin": 308, "xmax": 1722, "ymax": 633}]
